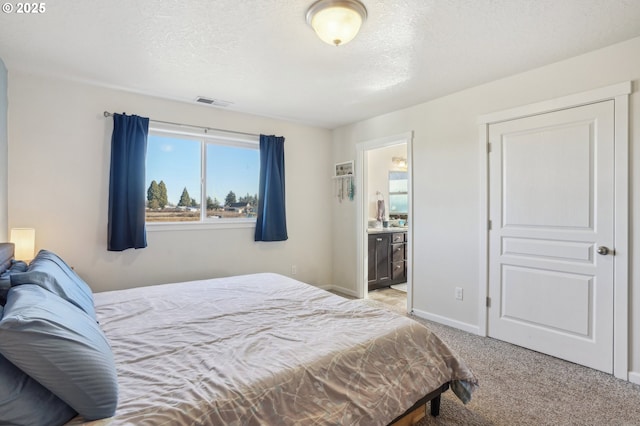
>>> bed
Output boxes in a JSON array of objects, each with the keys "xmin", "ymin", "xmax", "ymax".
[{"xmin": 0, "ymin": 243, "xmax": 477, "ymax": 425}]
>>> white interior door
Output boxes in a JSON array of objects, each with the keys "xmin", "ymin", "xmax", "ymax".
[{"xmin": 488, "ymin": 100, "xmax": 615, "ymax": 373}]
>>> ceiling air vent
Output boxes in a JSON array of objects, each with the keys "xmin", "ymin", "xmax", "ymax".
[{"xmin": 195, "ymin": 97, "xmax": 233, "ymax": 107}]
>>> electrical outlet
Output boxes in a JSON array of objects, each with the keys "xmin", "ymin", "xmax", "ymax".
[
  {"xmin": 291, "ymin": 265, "xmax": 297, "ymax": 275},
  {"xmin": 455, "ymin": 287, "xmax": 463, "ymax": 301}
]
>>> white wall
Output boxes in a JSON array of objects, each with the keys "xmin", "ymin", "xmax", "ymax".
[
  {"xmin": 332, "ymin": 37, "xmax": 640, "ymax": 372},
  {"xmin": 0, "ymin": 58, "xmax": 7, "ymax": 242},
  {"xmin": 7, "ymin": 72, "xmax": 333, "ymax": 292},
  {"xmin": 366, "ymin": 144, "xmax": 406, "ymax": 220}
]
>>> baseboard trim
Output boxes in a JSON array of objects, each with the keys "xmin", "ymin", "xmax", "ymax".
[
  {"xmin": 319, "ymin": 284, "xmax": 359, "ymax": 298},
  {"xmin": 628, "ymin": 372, "xmax": 640, "ymax": 384},
  {"xmin": 411, "ymin": 308, "xmax": 481, "ymax": 335}
]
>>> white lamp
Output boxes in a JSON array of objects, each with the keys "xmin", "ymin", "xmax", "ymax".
[
  {"xmin": 10, "ymin": 228, "xmax": 36, "ymax": 262},
  {"xmin": 306, "ymin": 0, "xmax": 368, "ymax": 46}
]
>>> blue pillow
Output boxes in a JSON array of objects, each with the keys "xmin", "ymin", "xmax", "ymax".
[
  {"xmin": 9, "ymin": 249, "xmax": 96, "ymax": 319},
  {"xmin": 0, "ymin": 352, "xmax": 77, "ymax": 426},
  {"xmin": 0, "ymin": 260, "xmax": 29, "ymax": 305},
  {"xmin": 0, "ymin": 274, "xmax": 8, "ymax": 304},
  {"xmin": 0, "ymin": 285, "xmax": 118, "ymax": 420},
  {"xmin": 8, "ymin": 259, "xmax": 28, "ymax": 272}
]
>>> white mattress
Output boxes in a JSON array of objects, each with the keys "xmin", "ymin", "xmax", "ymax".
[{"xmin": 67, "ymin": 273, "xmax": 476, "ymax": 425}]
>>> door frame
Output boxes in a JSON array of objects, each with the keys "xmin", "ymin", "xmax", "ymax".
[
  {"xmin": 356, "ymin": 132, "xmax": 414, "ymax": 309},
  {"xmin": 477, "ymin": 81, "xmax": 631, "ymax": 380}
]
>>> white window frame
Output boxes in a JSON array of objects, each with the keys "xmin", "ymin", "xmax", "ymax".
[{"xmin": 145, "ymin": 122, "xmax": 260, "ymax": 232}]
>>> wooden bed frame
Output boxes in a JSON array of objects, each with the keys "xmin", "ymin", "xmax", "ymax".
[{"xmin": 389, "ymin": 383, "xmax": 450, "ymax": 425}]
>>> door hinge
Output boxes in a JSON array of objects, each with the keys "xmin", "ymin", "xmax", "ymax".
[
  {"xmin": 486, "ymin": 297, "xmax": 491, "ymax": 308},
  {"xmin": 487, "ymin": 142, "xmax": 492, "ymax": 153},
  {"xmin": 488, "ymin": 220, "xmax": 492, "ymax": 230}
]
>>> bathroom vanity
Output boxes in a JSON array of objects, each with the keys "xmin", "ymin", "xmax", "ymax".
[{"xmin": 367, "ymin": 228, "xmax": 407, "ymax": 291}]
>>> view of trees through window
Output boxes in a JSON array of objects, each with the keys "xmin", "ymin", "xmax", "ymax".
[{"xmin": 145, "ymin": 132, "xmax": 260, "ymax": 223}]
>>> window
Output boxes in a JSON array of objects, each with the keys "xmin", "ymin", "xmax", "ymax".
[
  {"xmin": 145, "ymin": 123, "xmax": 260, "ymax": 226},
  {"xmin": 388, "ymin": 171, "xmax": 408, "ymax": 217}
]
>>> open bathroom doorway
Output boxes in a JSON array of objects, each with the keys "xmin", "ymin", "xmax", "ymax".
[{"xmin": 356, "ymin": 132, "xmax": 412, "ymax": 313}]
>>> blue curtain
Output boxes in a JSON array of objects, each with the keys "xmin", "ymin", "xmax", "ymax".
[
  {"xmin": 255, "ymin": 135, "xmax": 288, "ymax": 241},
  {"xmin": 108, "ymin": 113, "xmax": 149, "ymax": 251}
]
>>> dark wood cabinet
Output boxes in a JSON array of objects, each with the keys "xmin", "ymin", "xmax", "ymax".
[
  {"xmin": 368, "ymin": 231, "xmax": 406, "ymax": 291},
  {"xmin": 368, "ymin": 233, "xmax": 391, "ymax": 290}
]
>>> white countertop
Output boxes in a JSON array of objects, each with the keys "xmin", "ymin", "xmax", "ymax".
[{"xmin": 367, "ymin": 227, "xmax": 408, "ymax": 233}]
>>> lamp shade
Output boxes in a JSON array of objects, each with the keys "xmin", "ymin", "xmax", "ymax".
[
  {"xmin": 10, "ymin": 228, "xmax": 35, "ymax": 261},
  {"xmin": 306, "ymin": 0, "xmax": 367, "ymax": 46}
]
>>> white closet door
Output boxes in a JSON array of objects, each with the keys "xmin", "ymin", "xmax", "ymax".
[{"xmin": 488, "ymin": 100, "xmax": 614, "ymax": 373}]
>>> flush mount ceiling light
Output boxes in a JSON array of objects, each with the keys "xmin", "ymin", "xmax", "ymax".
[{"xmin": 306, "ymin": 0, "xmax": 368, "ymax": 46}]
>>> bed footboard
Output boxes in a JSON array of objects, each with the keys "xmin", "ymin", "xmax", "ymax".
[{"xmin": 388, "ymin": 382, "xmax": 450, "ymax": 425}]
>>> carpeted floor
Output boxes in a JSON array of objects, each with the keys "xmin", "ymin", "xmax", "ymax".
[{"xmin": 363, "ymin": 288, "xmax": 640, "ymax": 426}]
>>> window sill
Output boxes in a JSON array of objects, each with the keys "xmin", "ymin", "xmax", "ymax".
[{"xmin": 146, "ymin": 220, "xmax": 256, "ymax": 232}]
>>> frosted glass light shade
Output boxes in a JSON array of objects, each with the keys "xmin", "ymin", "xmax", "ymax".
[
  {"xmin": 306, "ymin": 0, "xmax": 367, "ymax": 46},
  {"xmin": 10, "ymin": 228, "xmax": 35, "ymax": 261}
]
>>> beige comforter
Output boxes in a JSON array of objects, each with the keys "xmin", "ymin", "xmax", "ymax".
[{"xmin": 68, "ymin": 273, "xmax": 476, "ymax": 425}]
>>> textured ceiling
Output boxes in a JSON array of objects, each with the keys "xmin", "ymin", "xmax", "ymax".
[{"xmin": 1, "ymin": 0, "xmax": 640, "ymax": 128}]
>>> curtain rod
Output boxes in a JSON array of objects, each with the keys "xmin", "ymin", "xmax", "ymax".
[{"xmin": 103, "ymin": 111, "xmax": 260, "ymax": 138}]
